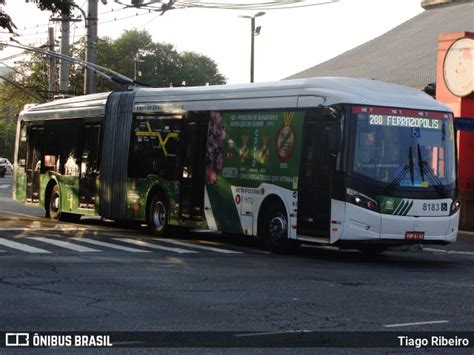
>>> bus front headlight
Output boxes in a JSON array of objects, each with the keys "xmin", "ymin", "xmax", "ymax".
[
  {"xmin": 450, "ymin": 199, "xmax": 461, "ymax": 215},
  {"xmin": 346, "ymin": 188, "xmax": 379, "ymax": 212}
]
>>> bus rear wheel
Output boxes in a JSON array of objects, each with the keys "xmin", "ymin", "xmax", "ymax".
[
  {"xmin": 262, "ymin": 204, "xmax": 298, "ymax": 254},
  {"xmin": 148, "ymin": 193, "xmax": 168, "ymax": 237},
  {"xmin": 48, "ymin": 185, "xmax": 62, "ymax": 220},
  {"xmin": 47, "ymin": 184, "xmax": 81, "ymax": 222}
]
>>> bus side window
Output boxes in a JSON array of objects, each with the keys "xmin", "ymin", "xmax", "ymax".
[
  {"xmin": 81, "ymin": 123, "xmax": 101, "ymax": 178},
  {"xmin": 163, "ymin": 120, "xmax": 181, "ymax": 180},
  {"xmin": 43, "ymin": 119, "xmax": 82, "ymax": 175},
  {"xmin": 128, "ymin": 115, "xmax": 181, "ymax": 180},
  {"xmin": 17, "ymin": 123, "xmax": 28, "ymax": 169}
]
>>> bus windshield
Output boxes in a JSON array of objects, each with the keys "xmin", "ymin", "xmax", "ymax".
[{"xmin": 351, "ymin": 106, "xmax": 456, "ymax": 191}]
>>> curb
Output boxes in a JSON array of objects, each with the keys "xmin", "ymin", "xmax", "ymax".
[{"xmin": 420, "ymin": 246, "xmax": 474, "ymax": 256}]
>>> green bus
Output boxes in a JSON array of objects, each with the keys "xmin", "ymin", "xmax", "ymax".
[{"xmin": 14, "ymin": 77, "xmax": 460, "ymax": 253}]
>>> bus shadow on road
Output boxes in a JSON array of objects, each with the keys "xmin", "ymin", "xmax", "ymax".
[
  {"xmin": 67, "ymin": 217, "xmax": 466, "ymax": 269},
  {"xmin": 293, "ymin": 243, "xmax": 466, "ymax": 269}
]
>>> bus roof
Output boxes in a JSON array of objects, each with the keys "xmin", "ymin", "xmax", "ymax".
[
  {"xmin": 19, "ymin": 77, "xmax": 451, "ymax": 121},
  {"xmin": 19, "ymin": 92, "xmax": 110, "ymax": 121},
  {"xmin": 133, "ymin": 77, "xmax": 450, "ymax": 113}
]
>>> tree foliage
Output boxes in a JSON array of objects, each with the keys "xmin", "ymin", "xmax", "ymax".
[
  {"xmin": 0, "ymin": 117, "xmax": 16, "ymax": 161},
  {"xmin": 2, "ymin": 28, "xmax": 225, "ymax": 97},
  {"xmin": 1, "ymin": 1, "xmax": 74, "ymax": 34},
  {"xmin": 178, "ymin": 52, "xmax": 225, "ymax": 87},
  {"xmin": 0, "ymin": 3, "xmax": 226, "ymax": 160},
  {"xmin": 0, "ymin": 29, "xmax": 227, "ymax": 157},
  {"xmin": 30, "ymin": 0, "xmax": 74, "ymax": 16},
  {"xmin": 68, "ymin": 29, "xmax": 226, "ymax": 92},
  {"xmin": 0, "ymin": 71, "xmax": 31, "ymax": 161}
]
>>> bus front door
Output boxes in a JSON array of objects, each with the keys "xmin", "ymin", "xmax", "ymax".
[
  {"xmin": 180, "ymin": 119, "xmax": 208, "ymax": 221},
  {"xmin": 297, "ymin": 120, "xmax": 337, "ymax": 238},
  {"xmin": 26, "ymin": 126, "xmax": 43, "ymax": 203},
  {"xmin": 79, "ymin": 123, "xmax": 101, "ymax": 209}
]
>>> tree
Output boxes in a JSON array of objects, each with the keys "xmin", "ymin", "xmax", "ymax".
[
  {"xmin": 178, "ymin": 52, "xmax": 226, "ymax": 86},
  {"xmin": 30, "ymin": 0, "xmax": 73, "ymax": 15},
  {"xmin": 1, "ymin": 1, "xmax": 74, "ymax": 34},
  {"xmin": 68, "ymin": 29, "xmax": 226, "ymax": 90},
  {"xmin": 0, "ymin": 30, "xmax": 226, "ymax": 160},
  {"xmin": 0, "ymin": 70, "xmax": 37, "ymax": 161},
  {"xmin": 0, "ymin": 117, "xmax": 16, "ymax": 161},
  {"xmin": 0, "ymin": 29, "xmax": 226, "ymax": 119}
]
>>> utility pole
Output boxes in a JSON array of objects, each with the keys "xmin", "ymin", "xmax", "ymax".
[
  {"xmin": 250, "ymin": 17, "xmax": 255, "ymax": 83},
  {"xmin": 52, "ymin": 14, "xmax": 80, "ymax": 95},
  {"xmin": 84, "ymin": 0, "xmax": 98, "ymax": 94},
  {"xmin": 48, "ymin": 27, "xmax": 56, "ymax": 100},
  {"xmin": 60, "ymin": 15, "xmax": 70, "ymax": 95}
]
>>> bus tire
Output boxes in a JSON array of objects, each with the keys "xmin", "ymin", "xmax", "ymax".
[
  {"xmin": 262, "ymin": 203, "xmax": 298, "ymax": 254},
  {"xmin": 148, "ymin": 192, "xmax": 168, "ymax": 237},
  {"xmin": 48, "ymin": 185, "xmax": 62, "ymax": 220}
]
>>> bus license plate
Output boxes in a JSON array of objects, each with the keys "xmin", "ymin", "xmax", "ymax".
[{"xmin": 405, "ymin": 231, "xmax": 425, "ymax": 240}]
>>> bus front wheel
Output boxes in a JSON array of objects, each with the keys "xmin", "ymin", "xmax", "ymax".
[
  {"xmin": 262, "ymin": 204, "xmax": 298, "ymax": 254},
  {"xmin": 148, "ymin": 193, "xmax": 168, "ymax": 237}
]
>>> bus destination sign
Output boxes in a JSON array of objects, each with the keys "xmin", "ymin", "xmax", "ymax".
[{"xmin": 368, "ymin": 114, "xmax": 441, "ymax": 130}]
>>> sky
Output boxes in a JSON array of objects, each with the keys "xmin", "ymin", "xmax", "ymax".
[{"xmin": 0, "ymin": 0, "xmax": 424, "ymax": 84}]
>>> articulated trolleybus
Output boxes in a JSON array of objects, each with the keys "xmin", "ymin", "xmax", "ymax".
[{"xmin": 14, "ymin": 78, "xmax": 460, "ymax": 254}]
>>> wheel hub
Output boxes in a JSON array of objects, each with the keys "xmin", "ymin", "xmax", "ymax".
[
  {"xmin": 152, "ymin": 202, "xmax": 166, "ymax": 229},
  {"xmin": 52, "ymin": 194, "xmax": 60, "ymax": 212},
  {"xmin": 269, "ymin": 215, "xmax": 287, "ymax": 240}
]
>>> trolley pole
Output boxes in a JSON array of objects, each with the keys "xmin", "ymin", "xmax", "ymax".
[{"xmin": 84, "ymin": 0, "xmax": 98, "ymax": 94}]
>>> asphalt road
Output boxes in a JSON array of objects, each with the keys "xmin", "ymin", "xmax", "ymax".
[{"xmin": 0, "ymin": 175, "xmax": 473, "ymax": 351}]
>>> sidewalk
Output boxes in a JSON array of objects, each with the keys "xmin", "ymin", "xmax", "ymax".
[{"xmin": 420, "ymin": 230, "xmax": 474, "ymax": 255}]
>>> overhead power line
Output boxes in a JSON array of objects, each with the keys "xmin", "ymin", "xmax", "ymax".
[
  {"xmin": 1, "ymin": 40, "xmax": 139, "ymax": 91},
  {"xmin": 115, "ymin": 0, "xmax": 338, "ymax": 11}
]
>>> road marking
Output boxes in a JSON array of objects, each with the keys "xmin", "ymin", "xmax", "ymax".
[
  {"xmin": 0, "ymin": 227, "xmax": 88, "ymax": 232},
  {"xmin": 0, "ymin": 184, "xmax": 10, "ymax": 189},
  {"xmin": 422, "ymin": 247, "xmax": 474, "ymax": 256},
  {"xmin": 446, "ymin": 250, "xmax": 474, "ymax": 256},
  {"xmin": 71, "ymin": 238, "xmax": 151, "ymax": 253},
  {"xmin": 113, "ymin": 238, "xmax": 198, "ymax": 254},
  {"xmin": 0, "ymin": 238, "xmax": 51, "ymax": 253},
  {"xmin": 198, "ymin": 240, "xmax": 271, "ymax": 255},
  {"xmin": 0, "ymin": 210, "xmax": 42, "ymax": 218},
  {"xmin": 384, "ymin": 320, "xmax": 450, "ymax": 328},
  {"xmin": 27, "ymin": 237, "xmax": 100, "ymax": 252},
  {"xmin": 235, "ymin": 330, "xmax": 311, "ymax": 337},
  {"xmin": 155, "ymin": 239, "xmax": 242, "ymax": 254}
]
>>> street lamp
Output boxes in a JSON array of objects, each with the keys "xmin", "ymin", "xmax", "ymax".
[{"xmin": 240, "ymin": 12, "xmax": 265, "ymax": 83}]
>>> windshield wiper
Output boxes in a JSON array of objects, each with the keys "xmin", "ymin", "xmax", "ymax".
[
  {"xmin": 417, "ymin": 143, "xmax": 447, "ymax": 197},
  {"xmin": 384, "ymin": 147, "xmax": 415, "ymax": 195},
  {"xmin": 408, "ymin": 146, "xmax": 415, "ymax": 186}
]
